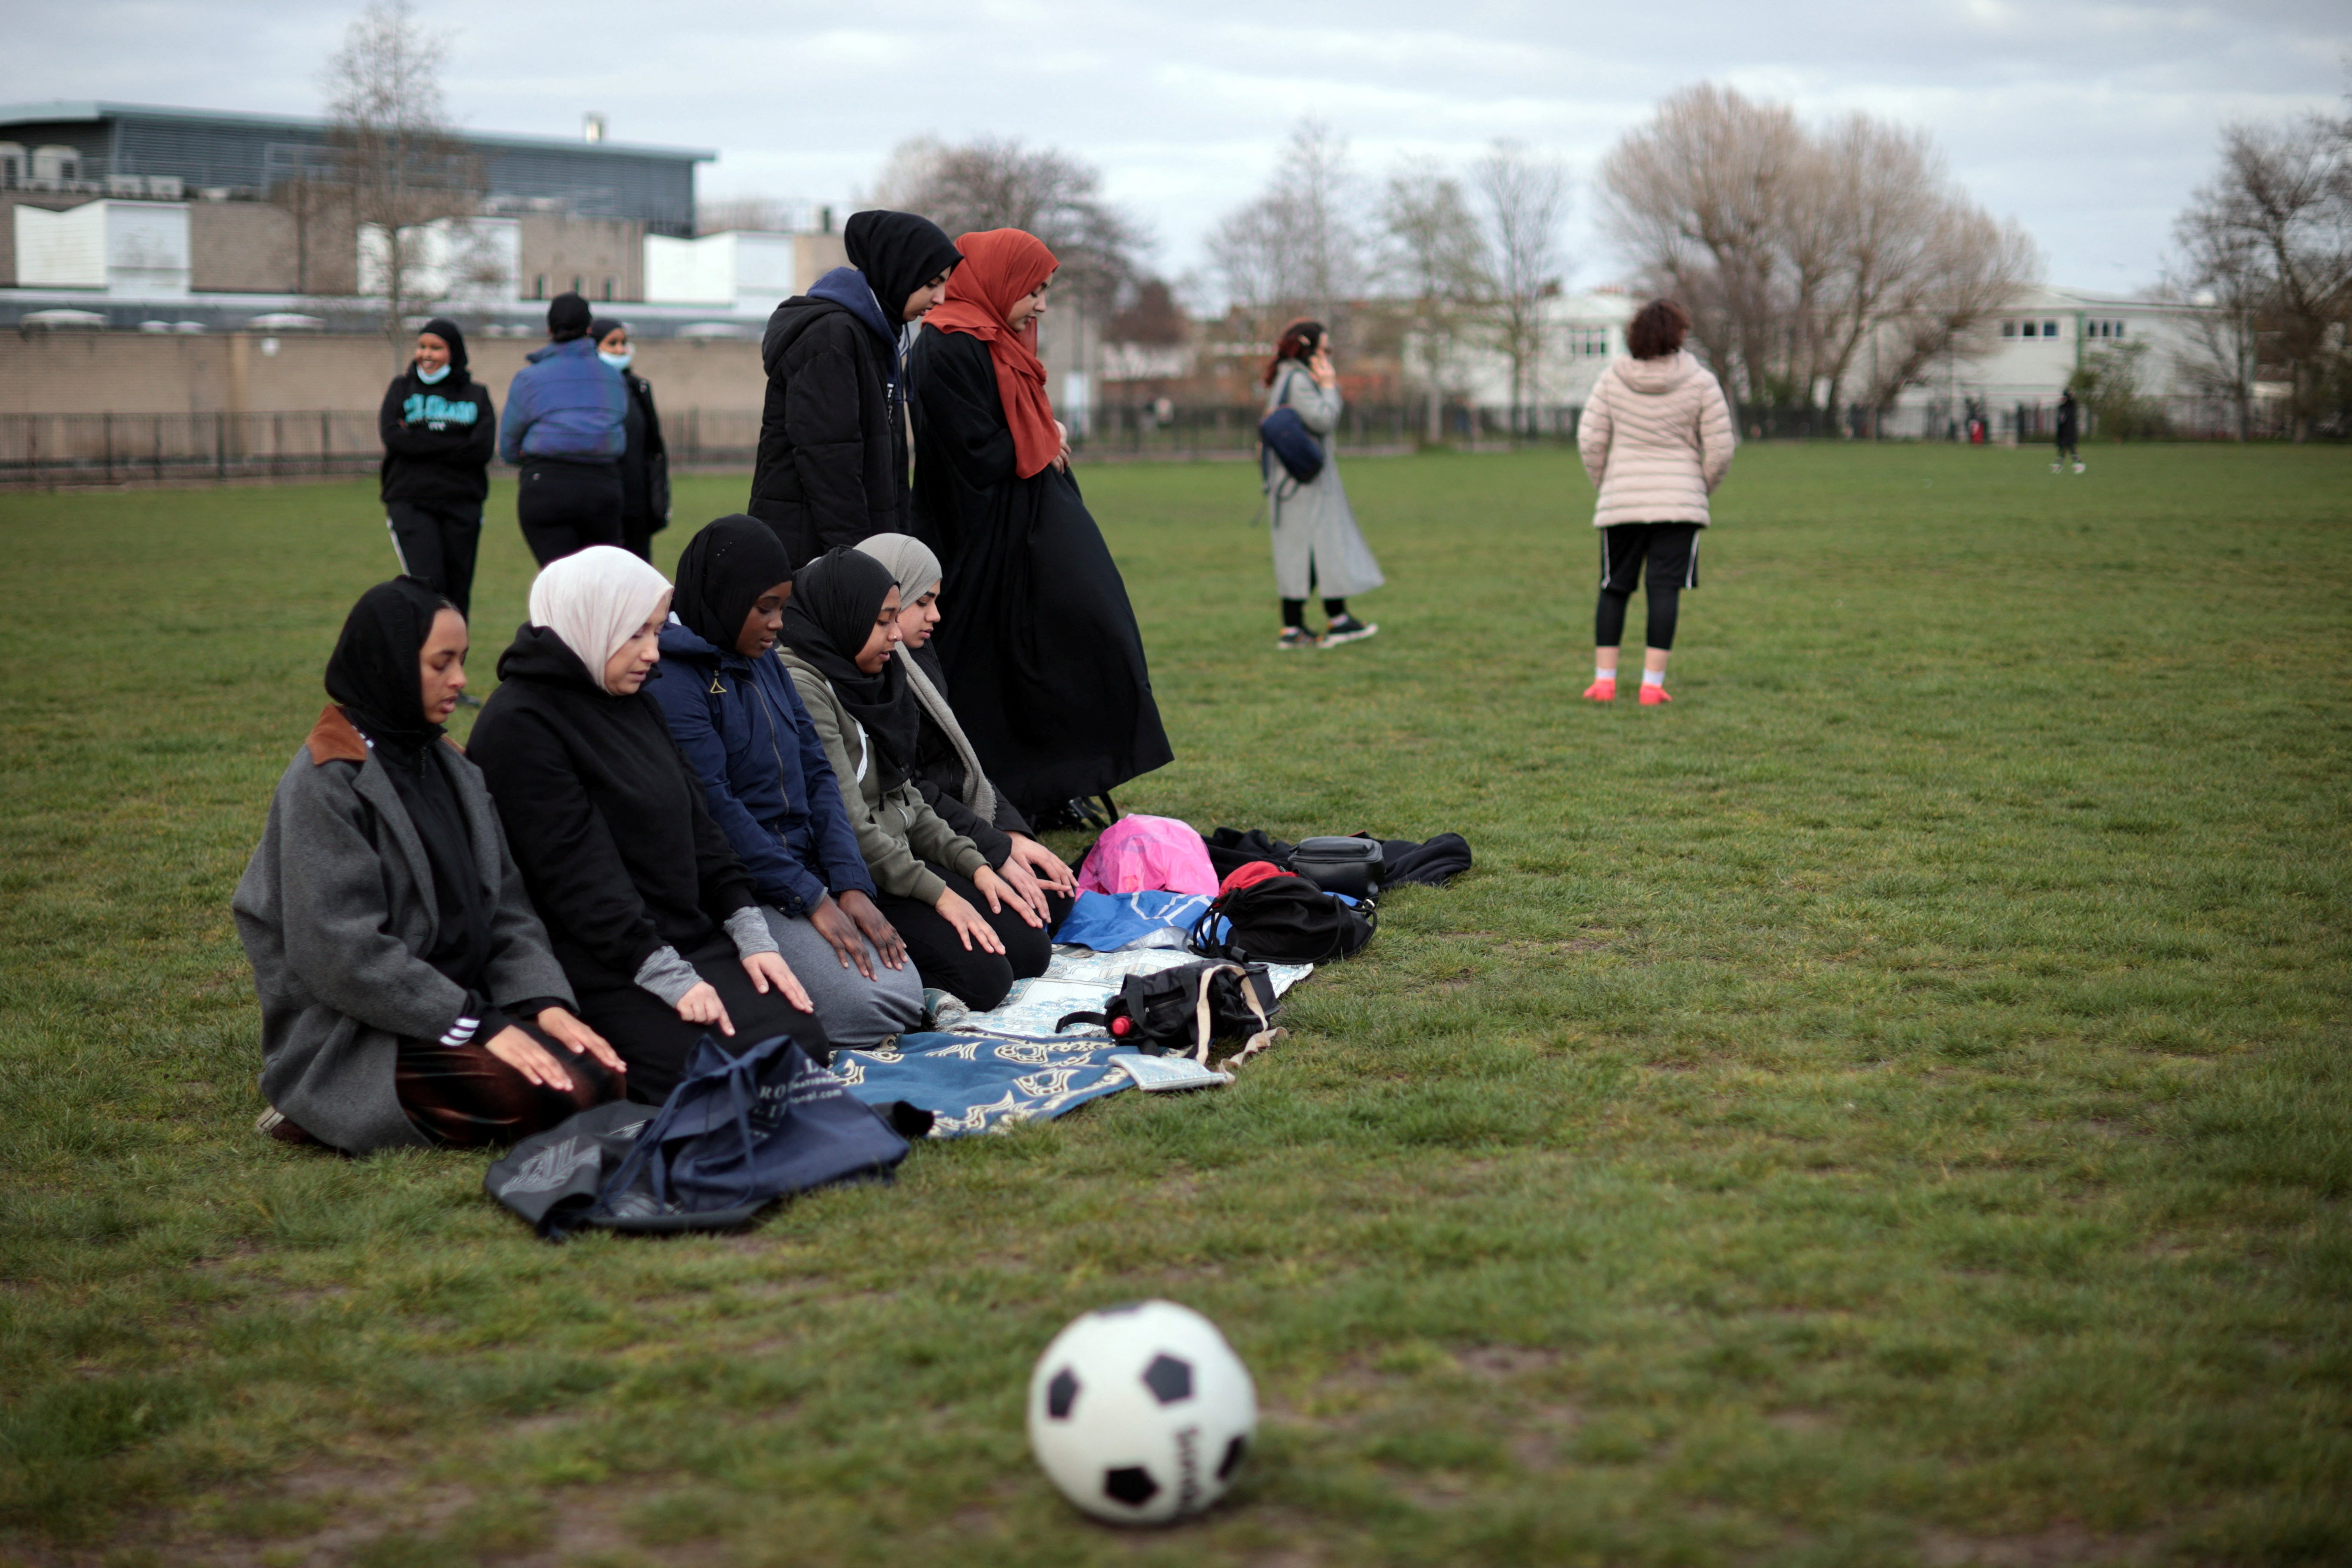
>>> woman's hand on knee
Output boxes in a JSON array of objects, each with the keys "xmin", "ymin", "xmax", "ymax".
[
  {"xmin": 536, "ymin": 1006, "xmax": 626, "ymax": 1075},
  {"xmin": 1008, "ymin": 833, "xmax": 1077, "ymax": 895},
  {"xmin": 838, "ymin": 889, "xmax": 909, "ymax": 970},
  {"xmin": 807, "ymin": 895, "xmax": 875, "ymax": 980},
  {"xmin": 973, "ymin": 865, "xmax": 1043, "ymax": 929},
  {"xmin": 933, "ymin": 888, "xmax": 1007, "ymax": 955},
  {"xmin": 992, "ymin": 857, "xmax": 1052, "ymax": 925},
  {"xmin": 743, "ymin": 950, "xmax": 815, "ymax": 1014},
  {"xmin": 484, "ymin": 1024, "xmax": 573, "ymax": 1092},
  {"xmin": 676, "ymin": 980, "xmax": 734, "ymax": 1036}
]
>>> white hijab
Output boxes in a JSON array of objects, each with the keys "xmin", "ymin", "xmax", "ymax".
[{"xmin": 528, "ymin": 545, "xmax": 673, "ymax": 694}]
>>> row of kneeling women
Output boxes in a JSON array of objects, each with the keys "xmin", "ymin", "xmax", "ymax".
[{"xmin": 235, "ymin": 527, "xmax": 1078, "ymax": 1154}]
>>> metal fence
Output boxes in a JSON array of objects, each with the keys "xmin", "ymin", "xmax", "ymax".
[
  {"xmin": 0, "ymin": 409, "xmax": 766, "ymax": 487},
  {"xmin": 0, "ymin": 393, "xmax": 2315, "ymax": 487}
]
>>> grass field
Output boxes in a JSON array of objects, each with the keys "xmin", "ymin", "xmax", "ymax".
[{"xmin": 1, "ymin": 443, "xmax": 2348, "ymax": 1568}]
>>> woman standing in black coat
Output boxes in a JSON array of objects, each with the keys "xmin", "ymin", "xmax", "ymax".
[
  {"xmin": 747, "ymin": 210, "xmax": 962, "ymax": 564},
  {"xmin": 466, "ymin": 546, "xmax": 826, "ymax": 1102},
  {"xmin": 907, "ymin": 228, "xmax": 1172, "ymax": 823},
  {"xmin": 592, "ymin": 318, "xmax": 670, "ymax": 560}
]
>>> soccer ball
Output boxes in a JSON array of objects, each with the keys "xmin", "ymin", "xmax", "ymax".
[{"xmin": 1026, "ymin": 1300, "xmax": 1258, "ymax": 1525}]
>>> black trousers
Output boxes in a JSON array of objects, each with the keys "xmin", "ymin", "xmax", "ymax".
[
  {"xmin": 568, "ymin": 934, "xmax": 831, "ymax": 1106},
  {"xmin": 518, "ymin": 460, "xmax": 625, "ymax": 566},
  {"xmin": 874, "ymin": 872, "xmax": 1069, "ymax": 1011},
  {"xmin": 386, "ymin": 500, "xmax": 484, "ymax": 620}
]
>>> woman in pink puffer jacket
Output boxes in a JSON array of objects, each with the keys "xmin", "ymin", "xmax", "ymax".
[{"xmin": 1574, "ymin": 299, "xmax": 1736, "ymax": 706}]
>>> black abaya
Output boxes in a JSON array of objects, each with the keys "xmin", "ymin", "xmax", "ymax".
[{"xmin": 906, "ymin": 327, "xmax": 1172, "ymax": 819}]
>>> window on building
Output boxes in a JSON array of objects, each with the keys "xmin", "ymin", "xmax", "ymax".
[
  {"xmin": 2114, "ymin": 322, "xmax": 2125, "ymax": 338},
  {"xmin": 2043, "ymin": 320, "xmax": 2059, "ymax": 337},
  {"xmin": 2021, "ymin": 322, "xmax": 2037, "ymax": 337},
  {"xmin": 601, "ymin": 277, "xmax": 615, "ymax": 300},
  {"xmin": 570, "ymin": 276, "xmax": 585, "ymax": 296},
  {"xmin": 533, "ymin": 275, "xmax": 547, "ymax": 300},
  {"xmin": 2001, "ymin": 321, "xmax": 2017, "ymax": 337}
]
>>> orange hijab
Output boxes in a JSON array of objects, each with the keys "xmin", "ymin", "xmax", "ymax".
[{"xmin": 924, "ymin": 229, "xmax": 1061, "ymax": 479}]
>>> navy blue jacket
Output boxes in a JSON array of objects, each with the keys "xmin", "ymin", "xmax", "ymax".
[
  {"xmin": 500, "ymin": 337, "xmax": 628, "ymax": 464},
  {"xmin": 646, "ymin": 620, "xmax": 876, "ymax": 914}
]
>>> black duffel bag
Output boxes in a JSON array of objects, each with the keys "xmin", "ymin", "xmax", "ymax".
[
  {"xmin": 1290, "ymin": 835, "xmax": 1383, "ymax": 900},
  {"xmin": 1189, "ymin": 869, "xmax": 1375, "ymax": 965},
  {"xmin": 1056, "ymin": 959, "xmax": 1283, "ymax": 1067}
]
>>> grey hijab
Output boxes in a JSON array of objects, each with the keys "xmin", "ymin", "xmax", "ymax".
[{"xmin": 852, "ymin": 532, "xmax": 996, "ymax": 821}]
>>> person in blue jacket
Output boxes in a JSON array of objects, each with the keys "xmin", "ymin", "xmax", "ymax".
[
  {"xmin": 648, "ymin": 515, "xmax": 925, "ymax": 1047},
  {"xmin": 500, "ymin": 292, "xmax": 630, "ymax": 566}
]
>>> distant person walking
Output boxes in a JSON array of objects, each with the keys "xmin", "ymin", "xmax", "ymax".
[
  {"xmin": 1262, "ymin": 320, "xmax": 1383, "ymax": 649},
  {"xmin": 2053, "ymin": 389, "xmax": 2084, "ymax": 473},
  {"xmin": 747, "ymin": 210, "xmax": 963, "ymax": 564},
  {"xmin": 378, "ymin": 317, "xmax": 495, "ymax": 631},
  {"xmin": 591, "ymin": 318, "xmax": 671, "ymax": 561},
  {"xmin": 500, "ymin": 293, "xmax": 629, "ymax": 567},
  {"xmin": 1577, "ymin": 298, "xmax": 1735, "ymax": 707}
]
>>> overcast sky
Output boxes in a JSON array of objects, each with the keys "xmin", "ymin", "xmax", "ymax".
[{"xmin": 7, "ymin": 0, "xmax": 2346, "ymax": 298}]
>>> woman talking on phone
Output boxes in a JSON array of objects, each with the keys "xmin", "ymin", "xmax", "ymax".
[{"xmin": 1262, "ymin": 319, "xmax": 1383, "ymax": 649}]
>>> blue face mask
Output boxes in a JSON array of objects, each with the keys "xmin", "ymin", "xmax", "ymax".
[
  {"xmin": 415, "ymin": 361, "xmax": 451, "ymax": 384},
  {"xmin": 599, "ymin": 348, "xmax": 634, "ymax": 371}
]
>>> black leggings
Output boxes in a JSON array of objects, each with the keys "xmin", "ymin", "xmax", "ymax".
[
  {"xmin": 1596, "ymin": 586, "xmax": 1681, "ymax": 652},
  {"xmin": 517, "ymin": 460, "xmax": 624, "ymax": 566},
  {"xmin": 875, "ymin": 872, "xmax": 1069, "ymax": 1011},
  {"xmin": 1280, "ymin": 597, "xmax": 1350, "ymax": 628}
]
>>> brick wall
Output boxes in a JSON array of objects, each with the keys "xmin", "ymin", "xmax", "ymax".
[{"xmin": 0, "ymin": 330, "xmax": 768, "ymax": 417}]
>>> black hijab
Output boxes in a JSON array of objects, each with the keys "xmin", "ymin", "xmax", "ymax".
[
  {"xmin": 419, "ymin": 316, "xmax": 469, "ymax": 382},
  {"xmin": 674, "ymin": 515, "xmax": 795, "ymax": 655},
  {"xmin": 323, "ymin": 578, "xmax": 495, "ymax": 989},
  {"xmin": 325, "ymin": 577, "xmax": 450, "ymax": 751},
  {"xmin": 844, "ymin": 210, "xmax": 963, "ymax": 325},
  {"xmin": 778, "ymin": 548, "xmax": 919, "ymax": 791}
]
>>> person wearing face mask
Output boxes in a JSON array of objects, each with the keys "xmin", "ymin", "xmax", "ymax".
[
  {"xmin": 852, "ymin": 531, "xmax": 1077, "ymax": 925},
  {"xmin": 907, "ymin": 229, "xmax": 1173, "ymax": 826},
  {"xmin": 377, "ymin": 318, "xmax": 496, "ymax": 628},
  {"xmin": 747, "ymin": 210, "xmax": 963, "ymax": 564},
  {"xmin": 499, "ymin": 293, "xmax": 631, "ymax": 567},
  {"xmin": 776, "ymin": 548, "xmax": 1050, "ymax": 1012},
  {"xmin": 590, "ymin": 318, "xmax": 670, "ymax": 562},
  {"xmin": 466, "ymin": 547, "xmax": 828, "ymax": 1102},
  {"xmin": 233, "ymin": 578, "xmax": 625, "ymax": 1154},
  {"xmin": 648, "ymin": 516, "xmax": 924, "ymax": 1047}
]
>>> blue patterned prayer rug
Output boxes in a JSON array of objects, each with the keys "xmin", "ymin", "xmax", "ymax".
[{"xmin": 830, "ymin": 1034, "xmax": 1228, "ymax": 1137}]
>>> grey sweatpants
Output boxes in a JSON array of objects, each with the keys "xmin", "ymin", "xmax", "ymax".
[{"xmin": 762, "ymin": 907, "xmax": 925, "ymax": 1049}]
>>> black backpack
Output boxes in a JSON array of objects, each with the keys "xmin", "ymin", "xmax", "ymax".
[
  {"xmin": 1056, "ymin": 960, "xmax": 1283, "ymax": 1067},
  {"xmin": 1188, "ymin": 872, "xmax": 1376, "ymax": 965}
]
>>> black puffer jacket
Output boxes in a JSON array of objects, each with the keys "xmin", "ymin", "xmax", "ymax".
[
  {"xmin": 618, "ymin": 371, "xmax": 670, "ymax": 534},
  {"xmin": 746, "ymin": 273, "xmax": 906, "ymax": 564},
  {"xmin": 465, "ymin": 625, "xmax": 759, "ymax": 988}
]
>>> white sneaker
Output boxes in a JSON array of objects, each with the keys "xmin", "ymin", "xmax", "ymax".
[
  {"xmin": 1320, "ymin": 615, "xmax": 1378, "ymax": 646},
  {"xmin": 2051, "ymin": 462, "xmax": 2061, "ymax": 472},
  {"xmin": 2073, "ymin": 462, "xmax": 2086, "ymax": 473}
]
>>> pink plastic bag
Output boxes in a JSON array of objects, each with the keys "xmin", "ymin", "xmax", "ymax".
[{"xmin": 1075, "ymin": 815, "xmax": 1219, "ymax": 897}]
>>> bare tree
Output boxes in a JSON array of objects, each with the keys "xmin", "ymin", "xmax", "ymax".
[
  {"xmin": 1600, "ymin": 83, "xmax": 2035, "ymax": 416},
  {"xmin": 1380, "ymin": 161, "xmax": 1490, "ymax": 442},
  {"xmin": 1473, "ymin": 141, "xmax": 1571, "ymax": 435},
  {"xmin": 870, "ymin": 135, "xmax": 1145, "ymax": 313},
  {"xmin": 1207, "ymin": 120, "xmax": 1364, "ymax": 340},
  {"xmin": 2173, "ymin": 113, "xmax": 2352, "ymax": 440},
  {"xmin": 323, "ymin": 0, "xmax": 481, "ymax": 359}
]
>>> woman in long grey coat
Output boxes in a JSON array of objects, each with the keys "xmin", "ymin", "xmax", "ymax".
[
  {"xmin": 234, "ymin": 579, "xmax": 625, "ymax": 1153},
  {"xmin": 1262, "ymin": 318, "xmax": 1383, "ymax": 649}
]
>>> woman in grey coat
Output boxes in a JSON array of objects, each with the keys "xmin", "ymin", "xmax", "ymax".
[
  {"xmin": 233, "ymin": 579, "xmax": 625, "ymax": 1153},
  {"xmin": 1262, "ymin": 319, "xmax": 1383, "ymax": 649}
]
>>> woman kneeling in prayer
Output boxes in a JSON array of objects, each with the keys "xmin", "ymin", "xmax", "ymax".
[
  {"xmin": 235, "ymin": 579, "xmax": 626, "ymax": 1152},
  {"xmin": 777, "ymin": 547, "xmax": 1053, "ymax": 1011},
  {"xmin": 853, "ymin": 531, "xmax": 1077, "ymax": 924},
  {"xmin": 466, "ymin": 546, "xmax": 829, "ymax": 1102},
  {"xmin": 649, "ymin": 516, "xmax": 925, "ymax": 1047}
]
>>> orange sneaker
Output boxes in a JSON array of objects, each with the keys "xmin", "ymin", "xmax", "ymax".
[
  {"xmin": 1638, "ymin": 683, "xmax": 1672, "ymax": 705},
  {"xmin": 1583, "ymin": 677, "xmax": 1616, "ymax": 702}
]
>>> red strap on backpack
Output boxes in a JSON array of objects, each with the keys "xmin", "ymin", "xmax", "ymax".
[{"xmin": 1218, "ymin": 860, "xmax": 1292, "ymax": 896}]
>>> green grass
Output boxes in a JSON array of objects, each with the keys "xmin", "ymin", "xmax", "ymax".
[{"xmin": 2, "ymin": 443, "xmax": 2348, "ymax": 1567}]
